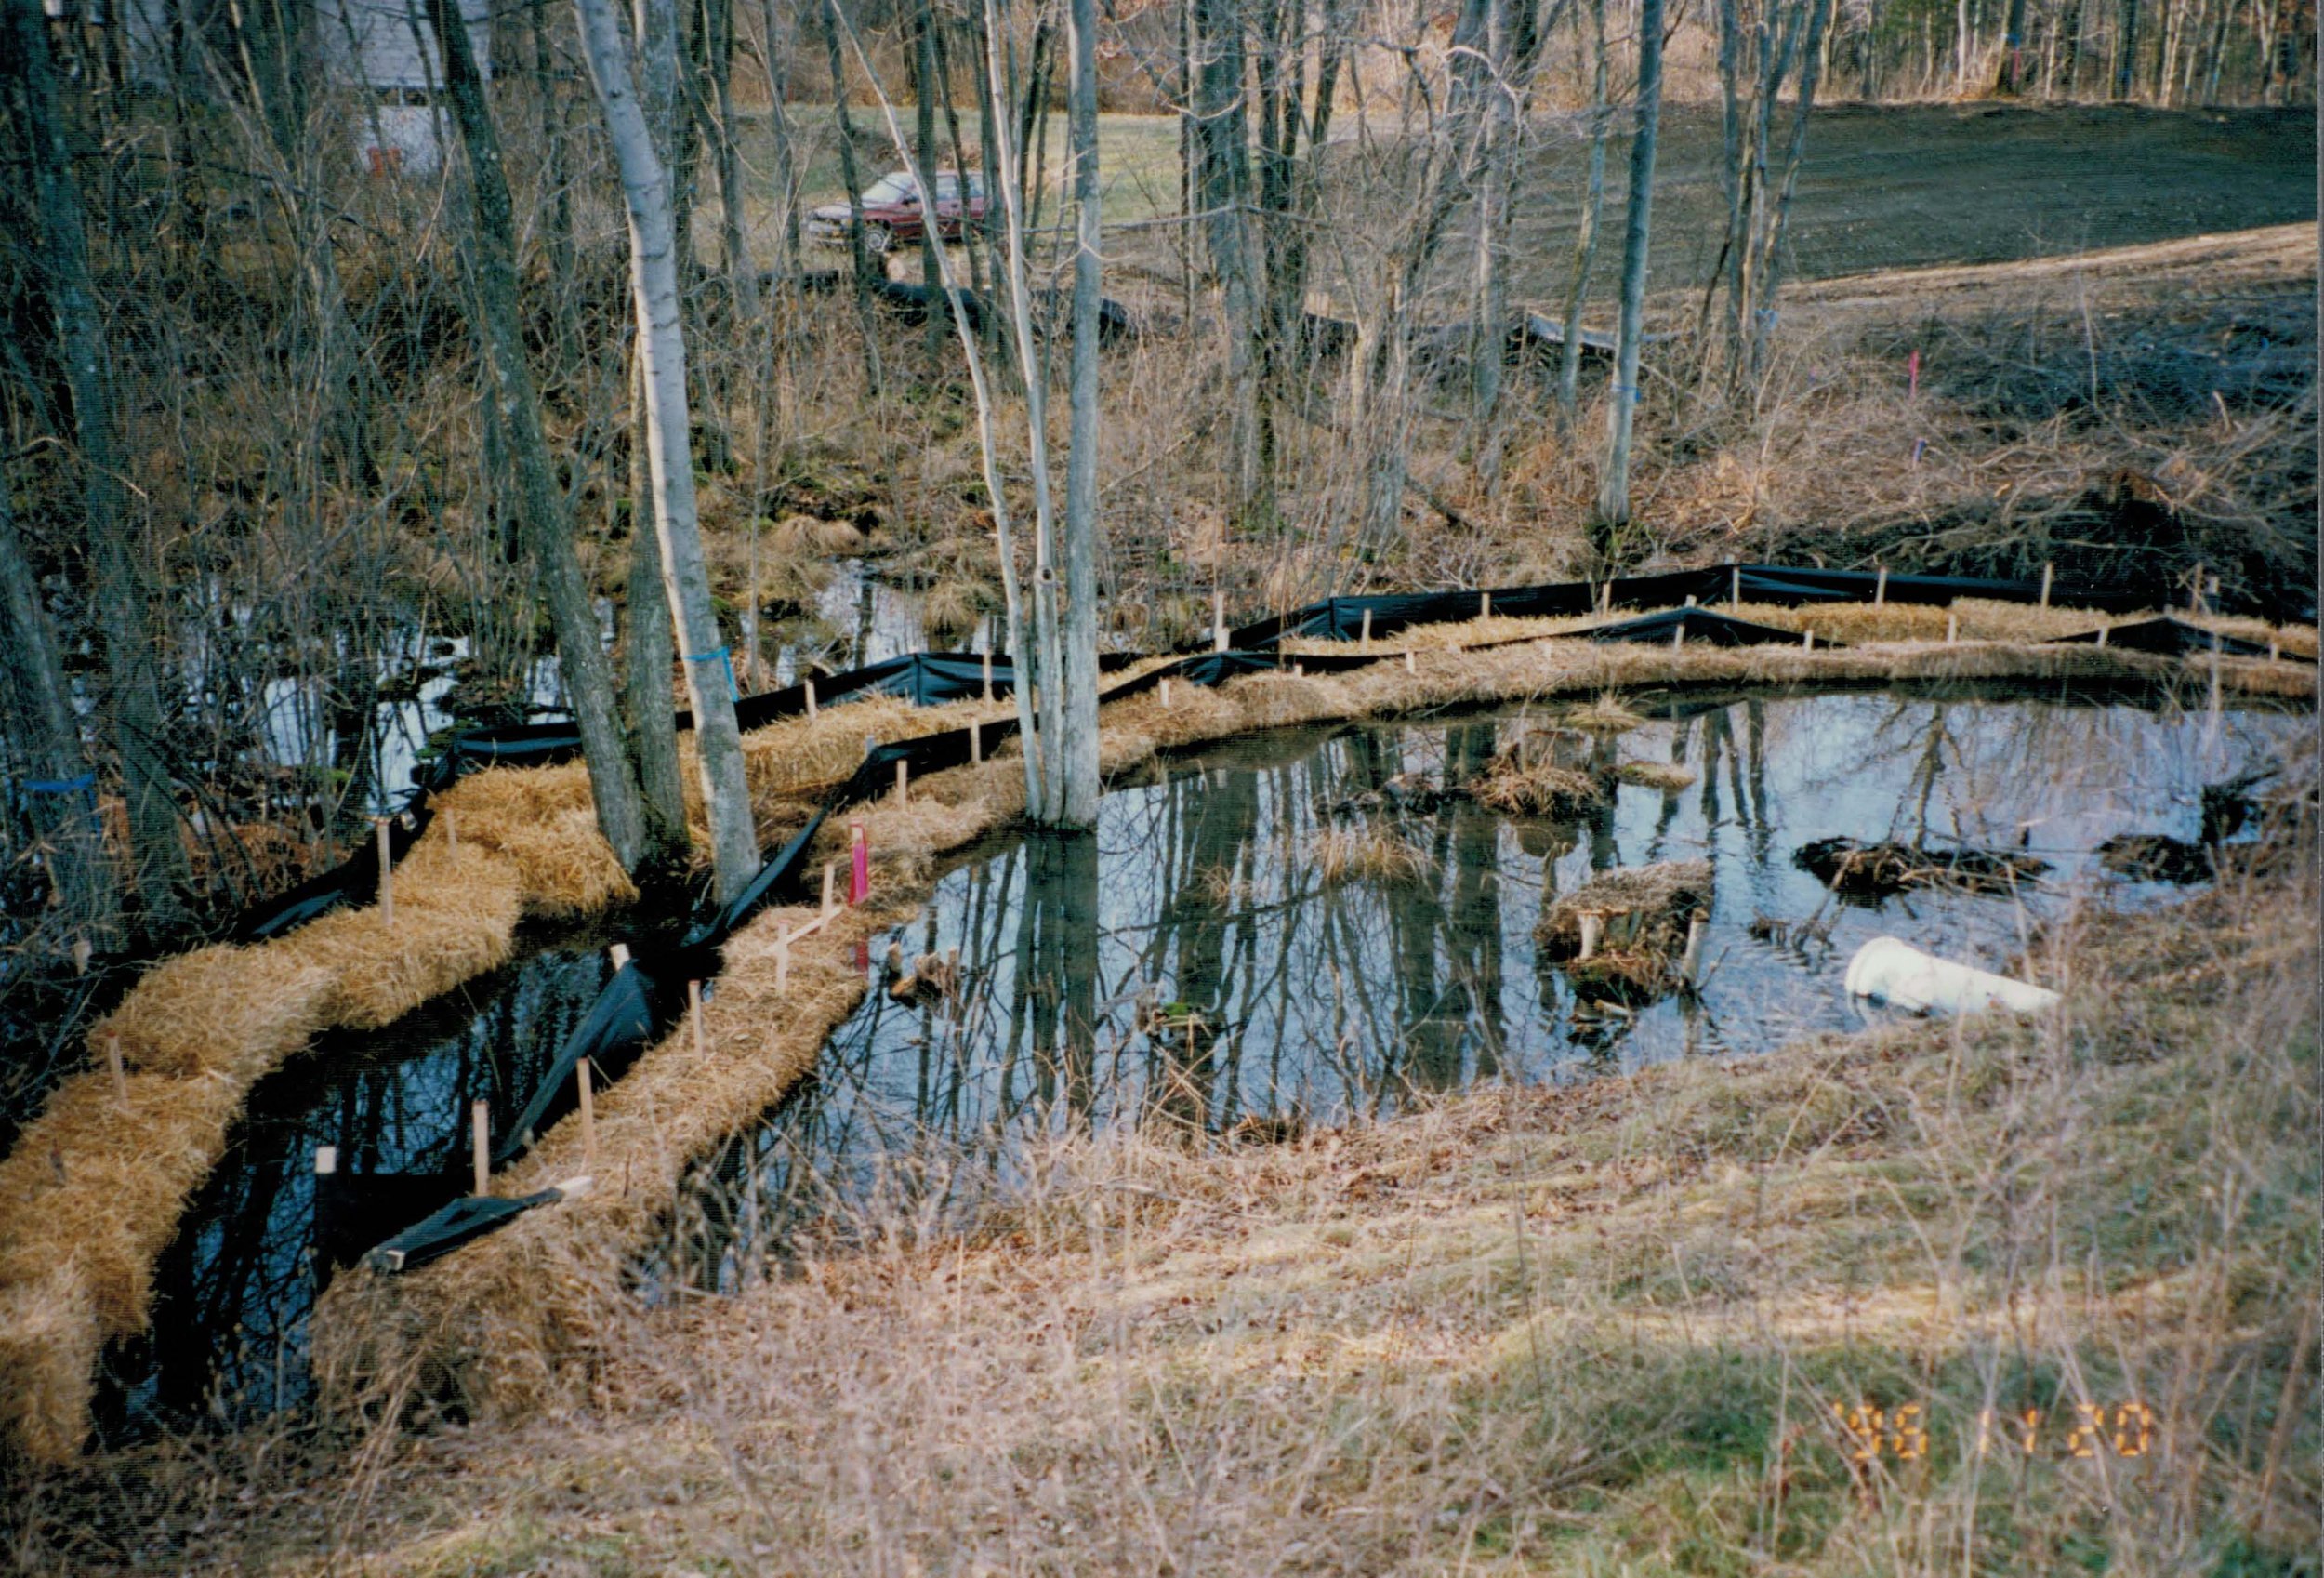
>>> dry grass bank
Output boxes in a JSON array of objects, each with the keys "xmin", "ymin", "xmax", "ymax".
[{"xmin": 12, "ymin": 841, "xmax": 2313, "ymax": 1575}]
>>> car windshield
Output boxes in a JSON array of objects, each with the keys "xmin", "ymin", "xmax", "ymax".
[{"xmin": 863, "ymin": 173, "xmax": 917, "ymax": 204}]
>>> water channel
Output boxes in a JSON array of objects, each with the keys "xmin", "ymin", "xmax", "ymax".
[{"xmin": 89, "ymin": 681, "xmax": 2305, "ymax": 1440}]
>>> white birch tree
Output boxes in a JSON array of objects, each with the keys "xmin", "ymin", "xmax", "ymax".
[{"xmin": 572, "ymin": 0, "xmax": 762, "ymax": 900}]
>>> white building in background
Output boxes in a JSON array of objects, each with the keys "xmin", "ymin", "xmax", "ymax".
[
  {"xmin": 88, "ymin": 0, "xmax": 491, "ymax": 176},
  {"xmin": 316, "ymin": 0, "xmax": 493, "ymax": 176}
]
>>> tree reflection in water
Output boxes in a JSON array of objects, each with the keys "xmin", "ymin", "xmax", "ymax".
[{"xmin": 664, "ymin": 686, "xmax": 2307, "ymax": 1293}]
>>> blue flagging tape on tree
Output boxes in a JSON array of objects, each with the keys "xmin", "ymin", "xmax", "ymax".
[{"xmin": 684, "ymin": 644, "xmax": 740, "ymax": 701}]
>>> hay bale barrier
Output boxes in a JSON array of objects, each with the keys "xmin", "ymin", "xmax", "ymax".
[{"xmin": 2, "ymin": 572, "xmax": 2313, "ymax": 1467}]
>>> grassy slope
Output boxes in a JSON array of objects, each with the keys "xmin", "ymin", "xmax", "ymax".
[{"xmin": 17, "ymin": 853, "xmax": 2314, "ymax": 1575}]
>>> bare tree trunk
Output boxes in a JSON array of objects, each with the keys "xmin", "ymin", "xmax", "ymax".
[
  {"xmin": 1592, "ymin": 0, "xmax": 1664, "ymax": 542},
  {"xmin": 1998, "ymin": 0, "xmax": 2029, "ymax": 85},
  {"xmin": 914, "ymin": 0, "xmax": 948, "ymax": 367},
  {"xmin": 1746, "ymin": 0, "xmax": 1832, "ymax": 386},
  {"xmin": 429, "ymin": 0, "xmax": 655, "ymax": 874},
  {"xmin": 575, "ymin": 0, "xmax": 763, "ymax": 900},
  {"xmin": 1059, "ymin": 0, "xmax": 1103, "ymax": 827},
  {"xmin": 2115, "ymin": 0, "xmax": 2140, "ymax": 94},
  {"xmin": 6, "ymin": 0, "xmax": 191, "ymax": 929},
  {"xmin": 1557, "ymin": 0, "xmax": 1610, "ymax": 421},
  {"xmin": 0, "ymin": 472, "xmax": 117, "ymax": 940},
  {"xmin": 754, "ymin": 0, "xmax": 801, "ymax": 273},
  {"xmin": 1192, "ymin": 0, "xmax": 1266, "ymax": 525},
  {"xmin": 978, "ymin": 0, "xmax": 1065, "ymax": 816},
  {"xmin": 817, "ymin": 0, "xmax": 885, "ymax": 392},
  {"xmin": 704, "ymin": 0, "xmax": 757, "ymax": 313},
  {"xmin": 626, "ymin": 0, "xmax": 693, "ymax": 865}
]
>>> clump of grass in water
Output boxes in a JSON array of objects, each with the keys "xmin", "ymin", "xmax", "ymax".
[
  {"xmin": 1305, "ymin": 825, "xmax": 1434, "ymax": 886},
  {"xmin": 1470, "ymin": 748, "xmax": 1608, "ymax": 817}
]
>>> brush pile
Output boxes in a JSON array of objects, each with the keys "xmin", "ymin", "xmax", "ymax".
[
  {"xmin": 2096, "ymin": 834, "xmax": 2214, "ymax": 883},
  {"xmin": 1794, "ymin": 836, "xmax": 2049, "ymax": 898},
  {"xmin": 1537, "ymin": 861, "xmax": 1713, "ymax": 1001},
  {"xmin": 1468, "ymin": 747, "xmax": 1608, "ymax": 818}
]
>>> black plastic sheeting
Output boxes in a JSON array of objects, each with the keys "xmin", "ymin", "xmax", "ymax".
[
  {"xmin": 1586, "ymin": 606, "xmax": 1831, "ymax": 648},
  {"xmin": 1226, "ymin": 562, "xmax": 2220, "ymax": 650},
  {"xmin": 364, "ymin": 1188, "xmax": 571, "ymax": 1275},
  {"xmin": 2047, "ymin": 617, "xmax": 2291, "ymax": 659}
]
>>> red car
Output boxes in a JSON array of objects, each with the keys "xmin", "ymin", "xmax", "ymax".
[{"xmin": 807, "ymin": 170, "xmax": 988, "ymax": 255}]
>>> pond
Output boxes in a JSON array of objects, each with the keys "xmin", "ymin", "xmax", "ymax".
[
  {"xmin": 88, "ymin": 681, "xmax": 2304, "ymax": 1437},
  {"xmin": 652, "ymin": 683, "xmax": 2305, "ymax": 1293}
]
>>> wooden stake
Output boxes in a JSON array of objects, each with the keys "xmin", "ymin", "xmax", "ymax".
[
  {"xmin": 314, "ymin": 1145, "xmax": 337, "ymax": 1176},
  {"xmin": 822, "ymin": 861, "xmax": 837, "ymax": 918},
  {"xmin": 376, "ymin": 819, "xmax": 393, "ymax": 929},
  {"xmin": 1681, "ymin": 910, "xmax": 1707, "ymax": 987},
  {"xmin": 2096, "ymin": 624, "xmax": 2109, "ymax": 647},
  {"xmin": 774, "ymin": 937, "xmax": 790, "ymax": 991},
  {"xmin": 444, "ymin": 810, "xmax": 458, "ymax": 855},
  {"xmin": 1213, "ymin": 589, "xmax": 1227, "ymax": 652},
  {"xmin": 2039, "ymin": 562, "xmax": 2053, "ymax": 609},
  {"xmin": 1802, "ymin": 629, "xmax": 1814, "ymax": 651},
  {"xmin": 1684, "ymin": 593, "xmax": 1697, "ymax": 607},
  {"xmin": 1360, "ymin": 608, "xmax": 1373, "ymax": 649},
  {"xmin": 470, "ymin": 1101, "xmax": 489, "ymax": 1196},
  {"xmin": 970, "ymin": 718, "xmax": 983, "ymax": 762},
  {"xmin": 1291, "ymin": 662, "xmax": 1305, "ymax": 679},
  {"xmin": 2190, "ymin": 563, "xmax": 2206, "ymax": 614},
  {"xmin": 1729, "ymin": 564, "xmax": 1740, "ymax": 611},
  {"xmin": 104, "ymin": 1034, "xmax": 125, "ymax": 1107},
  {"xmin": 1480, "ymin": 590, "xmax": 1491, "ymax": 621},
  {"xmin": 894, "ymin": 758, "xmax": 909, "ymax": 806},
  {"xmin": 1159, "ymin": 677, "xmax": 1173, "ymax": 709},
  {"xmin": 609, "ymin": 942, "xmax": 631, "ymax": 970},
  {"xmin": 1578, "ymin": 912, "xmax": 1603, "ymax": 961},
  {"xmin": 805, "ymin": 676, "xmax": 818, "ymax": 718},
  {"xmin": 981, "ymin": 653, "xmax": 994, "ymax": 701},
  {"xmin": 1874, "ymin": 566, "xmax": 1888, "ymax": 606},
  {"xmin": 1404, "ymin": 649, "xmax": 1417, "ymax": 674},
  {"xmin": 1946, "ymin": 609, "xmax": 1959, "ymax": 644},
  {"xmin": 71, "ymin": 937, "xmax": 90, "ymax": 975},
  {"xmin": 690, "ymin": 980, "xmax": 706, "ymax": 1057},
  {"xmin": 1671, "ymin": 619, "xmax": 1685, "ymax": 650},
  {"xmin": 1598, "ymin": 580, "xmax": 1612, "ymax": 616},
  {"xmin": 2269, "ymin": 632, "xmax": 2281, "ymax": 661},
  {"xmin": 576, "ymin": 1058, "xmax": 597, "ymax": 1168}
]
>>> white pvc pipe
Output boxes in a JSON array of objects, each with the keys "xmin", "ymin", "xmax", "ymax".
[{"xmin": 1843, "ymin": 936, "xmax": 2060, "ymax": 1017}]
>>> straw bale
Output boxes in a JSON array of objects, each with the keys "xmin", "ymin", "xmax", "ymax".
[
  {"xmin": 0, "ymin": 1065, "xmax": 254, "ymax": 1339},
  {"xmin": 1538, "ymin": 860, "xmax": 1713, "ymax": 960},
  {"xmin": 87, "ymin": 942, "xmax": 332, "ymax": 1079},
  {"xmin": 435, "ymin": 776, "xmax": 637, "ymax": 919},
  {"xmin": 279, "ymin": 842, "xmax": 524, "ymax": 1028},
  {"xmin": 314, "ymin": 900, "xmax": 885, "ymax": 1423},
  {"xmin": 0, "ymin": 1268, "xmax": 97, "ymax": 1467}
]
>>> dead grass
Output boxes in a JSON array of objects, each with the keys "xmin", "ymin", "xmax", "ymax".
[
  {"xmin": 35, "ymin": 858, "xmax": 2315, "ymax": 1575},
  {"xmin": 1468, "ymin": 749, "xmax": 1607, "ymax": 817}
]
